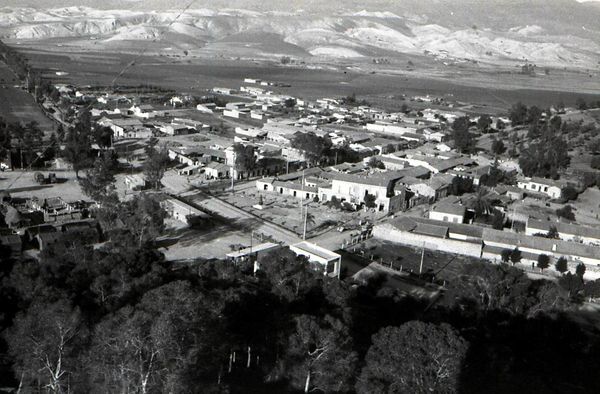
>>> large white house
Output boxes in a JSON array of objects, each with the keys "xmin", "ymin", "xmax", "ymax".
[
  {"xmin": 319, "ymin": 172, "xmax": 406, "ymax": 212},
  {"xmin": 517, "ymin": 177, "xmax": 563, "ymax": 199}
]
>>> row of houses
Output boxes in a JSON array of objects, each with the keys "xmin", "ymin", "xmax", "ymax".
[
  {"xmin": 97, "ymin": 115, "xmax": 211, "ymax": 139},
  {"xmin": 256, "ymin": 165, "xmax": 434, "ymax": 213},
  {"xmin": 0, "ymin": 220, "xmax": 101, "ymax": 255},
  {"xmin": 373, "ymin": 216, "xmax": 600, "ymax": 279}
]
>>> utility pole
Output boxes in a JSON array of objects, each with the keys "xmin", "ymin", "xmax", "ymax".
[
  {"xmin": 231, "ymin": 151, "xmax": 236, "ymax": 192},
  {"xmin": 250, "ymin": 230, "xmax": 253, "ymax": 253},
  {"xmin": 303, "ymin": 204, "xmax": 308, "ymax": 240},
  {"xmin": 419, "ymin": 242, "xmax": 425, "ymax": 275},
  {"xmin": 299, "ymin": 169, "xmax": 305, "ymax": 217}
]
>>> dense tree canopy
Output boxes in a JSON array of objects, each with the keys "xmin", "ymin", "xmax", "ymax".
[
  {"xmin": 518, "ymin": 137, "xmax": 570, "ymax": 179},
  {"xmin": 291, "ymin": 132, "xmax": 332, "ymax": 165},
  {"xmin": 357, "ymin": 322, "xmax": 468, "ymax": 394}
]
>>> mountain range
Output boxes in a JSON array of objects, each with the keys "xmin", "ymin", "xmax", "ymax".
[{"xmin": 0, "ymin": 1, "xmax": 599, "ymax": 69}]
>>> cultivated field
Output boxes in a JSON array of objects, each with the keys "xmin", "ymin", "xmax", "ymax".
[
  {"xmin": 14, "ymin": 44, "xmax": 600, "ymax": 113},
  {"xmin": 0, "ymin": 61, "xmax": 56, "ymax": 133}
]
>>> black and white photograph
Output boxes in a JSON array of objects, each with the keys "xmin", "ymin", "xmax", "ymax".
[{"xmin": 0, "ymin": 0, "xmax": 600, "ymax": 392}]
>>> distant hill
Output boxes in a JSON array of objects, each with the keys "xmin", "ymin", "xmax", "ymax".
[{"xmin": 0, "ymin": 2, "xmax": 599, "ymax": 69}]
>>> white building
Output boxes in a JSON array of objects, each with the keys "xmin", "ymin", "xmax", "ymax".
[
  {"xmin": 290, "ymin": 242, "xmax": 341, "ymax": 278},
  {"xmin": 429, "ymin": 202, "xmax": 466, "ymax": 223},
  {"xmin": 517, "ymin": 177, "xmax": 563, "ymax": 199}
]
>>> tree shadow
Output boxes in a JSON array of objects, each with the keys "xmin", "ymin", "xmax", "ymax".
[{"xmin": 456, "ymin": 309, "xmax": 600, "ymax": 394}]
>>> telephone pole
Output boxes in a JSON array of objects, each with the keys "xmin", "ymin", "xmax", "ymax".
[{"xmin": 419, "ymin": 242, "xmax": 425, "ymax": 275}]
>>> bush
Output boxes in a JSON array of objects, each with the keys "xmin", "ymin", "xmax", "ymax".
[
  {"xmin": 556, "ymin": 205, "xmax": 576, "ymax": 221},
  {"xmin": 560, "ymin": 186, "xmax": 579, "ymax": 202},
  {"xmin": 555, "ymin": 257, "xmax": 568, "ymax": 274}
]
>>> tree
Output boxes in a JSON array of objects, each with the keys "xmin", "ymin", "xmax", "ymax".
[
  {"xmin": 63, "ymin": 126, "xmax": 92, "ymax": 178},
  {"xmin": 277, "ymin": 315, "xmax": 358, "ymax": 393},
  {"xmin": 518, "ymin": 137, "xmax": 570, "ymax": 179},
  {"xmin": 555, "ymin": 257, "xmax": 568, "ymax": 274},
  {"xmin": 364, "ymin": 192, "xmax": 377, "ymax": 209},
  {"xmin": 576, "ymin": 98, "xmax": 588, "ymax": 111},
  {"xmin": 5, "ymin": 299, "xmax": 86, "ymax": 393},
  {"xmin": 356, "ymin": 322, "xmax": 468, "ymax": 394},
  {"xmin": 79, "ymin": 151, "xmax": 118, "ymax": 203},
  {"xmin": 575, "ymin": 262, "xmax": 586, "ymax": 279},
  {"xmin": 232, "ymin": 143, "xmax": 256, "ymax": 179},
  {"xmin": 290, "ymin": 132, "xmax": 332, "ymax": 166},
  {"xmin": 259, "ymin": 248, "xmax": 321, "ymax": 302},
  {"xmin": 556, "ymin": 205, "xmax": 576, "ymax": 221},
  {"xmin": 509, "ymin": 102, "xmax": 528, "ymax": 125},
  {"xmin": 500, "ymin": 248, "xmax": 512, "ymax": 263},
  {"xmin": 496, "ymin": 118, "xmax": 505, "ymax": 130},
  {"xmin": 472, "ymin": 188, "xmax": 493, "ymax": 216},
  {"xmin": 510, "ymin": 248, "xmax": 522, "ymax": 265},
  {"xmin": 591, "ymin": 156, "xmax": 600, "ymax": 170},
  {"xmin": 284, "ymin": 97, "xmax": 297, "ymax": 108},
  {"xmin": 560, "ymin": 186, "xmax": 579, "ymax": 202},
  {"xmin": 537, "ymin": 254, "xmax": 550, "ymax": 272},
  {"xmin": 527, "ymin": 106, "xmax": 543, "ymax": 125},
  {"xmin": 451, "ymin": 176, "xmax": 473, "ymax": 196},
  {"xmin": 367, "ymin": 157, "xmax": 385, "ymax": 169},
  {"xmin": 384, "ymin": 143, "xmax": 396, "ymax": 154},
  {"xmin": 451, "ymin": 116, "xmax": 474, "ymax": 153},
  {"xmin": 96, "ymin": 194, "xmax": 166, "ymax": 247},
  {"xmin": 491, "ymin": 139, "xmax": 506, "ymax": 155},
  {"xmin": 584, "ymin": 279, "xmax": 600, "ymax": 301},
  {"xmin": 547, "ymin": 225, "xmax": 559, "ymax": 239},
  {"xmin": 92, "ymin": 125, "xmax": 114, "ymax": 149},
  {"xmin": 143, "ymin": 146, "xmax": 169, "ymax": 190},
  {"xmin": 477, "ymin": 114, "xmax": 492, "ymax": 133}
]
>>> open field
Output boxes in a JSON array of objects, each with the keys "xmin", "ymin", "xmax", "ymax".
[
  {"xmin": 0, "ymin": 170, "xmax": 86, "ymax": 201},
  {"xmin": 0, "ymin": 61, "xmax": 56, "ymax": 133},
  {"xmin": 13, "ymin": 45, "xmax": 600, "ymax": 113}
]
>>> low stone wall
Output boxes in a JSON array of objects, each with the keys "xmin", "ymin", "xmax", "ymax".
[{"xmin": 373, "ymin": 223, "xmax": 483, "ymax": 258}]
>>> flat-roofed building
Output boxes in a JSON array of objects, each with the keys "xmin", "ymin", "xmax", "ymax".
[{"xmin": 290, "ymin": 241, "xmax": 341, "ymax": 278}]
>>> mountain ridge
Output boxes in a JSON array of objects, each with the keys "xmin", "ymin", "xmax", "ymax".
[{"xmin": 0, "ymin": 4, "xmax": 599, "ymax": 70}]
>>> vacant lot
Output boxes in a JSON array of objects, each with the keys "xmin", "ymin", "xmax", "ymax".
[
  {"xmin": 217, "ymin": 181, "xmax": 375, "ymax": 237},
  {"xmin": 0, "ymin": 170, "xmax": 87, "ymax": 201},
  {"xmin": 350, "ymin": 238, "xmax": 482, "ymax": 282},
  {"xmin": 0, "ymin": 61, "xmax": 56, "ymax": 133}
]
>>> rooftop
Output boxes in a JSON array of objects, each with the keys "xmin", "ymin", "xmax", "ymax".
[
  {"xmin": 431, "ymin": 202, "xmax": 466, "ymax": 216},
  {"xmin": 291, "ymin": 241, "xmax": 340, "ymax": 262},
  {"xmin": 226, "ymin": 242, "xmax": 281, "ymax": 259}
]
